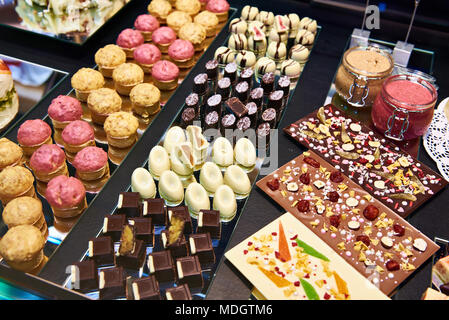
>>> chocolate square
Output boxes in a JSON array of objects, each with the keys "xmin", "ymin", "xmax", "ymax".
[
  {"xmin": 189, "ymin": 233, "xmax": 215, "ymax": 265},
  {"xmin": 128, "ymin": 276, "xmax": 161, "ymax": 300},
  {"xmin": 70, "ymin": 260, "xmax": 98, "ymax": 293},
  {"xmin": 161, "ymin": 230, "xmax": 189, "ymax": 259},
  {"xmin": 142, "ymin": 198, "xmax": 166, "ymax": 225},
  {"xmin": 129, "ymin": 217, "xmax": 154, "ymax": 245},
  {"xmin": 116, "ymin": 240, "xmax": 146, "ymax": 270},
  {"xmin": 176, "ymin": 256, "xmax": 203, "ymax": 288},
  {"xmin": 88, "ymin": 236, "xmax": 114, "ymax": 266},
  {"xmin": 148, "ymin": 250, "xmax": 176, "ymax": 282},
  {"xmin": 99, "ymin": 267, "xmax": 126, "ymax": 300},
  {"xmin": 167, "ymin": 206, "xmax": 192, "ymax": 234},
  {"xmin": 117, "ymin": 192, "xmax": 141, "ymax": 217},
  {"xmin": 197, "ymin": 210, "xmax": 221, "ymax": 239},
  {"xmin": 165, "ymin": 283, "xmax": 192, "ymax": 300},
  {"xmin": 102, "ymin": 214, "xmax": 126, "ymax": 241},
  {"xmin": 225, "ymin": 97, "xmax": 248, "ymax": 118}
]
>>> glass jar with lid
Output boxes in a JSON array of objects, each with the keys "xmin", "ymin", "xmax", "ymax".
[{"xmin": 335, "ymin": 46, "xmax": 394, "ymax": 108}]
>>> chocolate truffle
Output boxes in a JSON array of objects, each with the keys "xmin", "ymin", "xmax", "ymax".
[
  {"xmin": 217, "ymin": 77, "xmax": 231, "ymax": 99},
  {"xmin": 182, "ymin": 107, "xmax": 196, "ymax": 127},
  {"xmin": 193, "ymin": 73, "xmax": 208, "ymax": 96},
  {"xmin": 261, "ymin": 72, "xmax": 275, "ymax": 95},
  {"xmin": 116, "ymin": 225, "xmax": 146, "ymax": 270},
  {"xmin": 189, "ymin": 233, "xmax": 215, "ymax": 265},
  {"xmin": 224, "ymin": 62, "xmax": 237, "ymax": 84},
  {"xmin": 147, "ymin": 250, "xmax": 176, "ymax": 282},
  {"xmin": 204, "ymin": 111, "xmax": 219, "ymax": 130},
  {"xmin": 234, "ymin": 81, "xmax": 249, "ymax": 103},
  {"xmin": 176, "ymin": 255, "xmax": 203, "ymax": 288},
  {"xmin": 239, "ymin": 68, "xmax": 254, "ymax": 87},
  {"xmin": 99, "ymin": 267, "xmax": 126, "ymax": 300},
  {"xmin": 262, "ymin": 108, "xmax": 277, "ymax": 127},
  {"xmin": 197, "ymin": 209, "xmax": 221, "ymax": 239},
  {"xmin": 205, "ymin": 59, "xmax": 218, "ymax": 81},
  {"xmin": 249, "ymin": 87, "xmax": 263, "ymax": 107},
  {"xmin": 206, "ymin": 94, "xmax": 222, "ymax": 114}
]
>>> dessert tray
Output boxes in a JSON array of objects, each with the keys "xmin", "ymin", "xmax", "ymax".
[
  {"xmin": 225, "ymin": 212, "xmax": 389, "ymax": 300},
  {"xmin": 284, "ymin": 104, "xmax": 448, "ymax": 218},
  {"xmin": 256, "ymin": 150, "xmax": 439, "ymax": 295}
]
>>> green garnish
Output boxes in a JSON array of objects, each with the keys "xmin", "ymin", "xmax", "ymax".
[
  {"xmin": 296, "ymin": 239, "xmax": 330, "ymax": 261},
  {"xmin": 300, "ymin": 279, "xmax": 320, "ymax": 300}
]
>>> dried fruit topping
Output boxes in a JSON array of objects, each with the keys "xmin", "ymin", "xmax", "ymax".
[
  {"xmin": 359, "ymin": 157, "xmax": 368, "ymax": 164},
  {"xmin": 329, "ymin": 215, "xmax": 341, "ymax": 228},
  {"xmin": 287, "ymin": 182, "xmax": 299, "ymax": 192},
  {"xmin": 267, "ymin": 178, "xmax": 280, "ymax": 191},
  {"xmin": 327, "ymin": 191, "xmax": 340, "ymax": 202},
  {"xmin": 363, "ymin": 205, "xmax": 379, "ymax": 221},
  {"xmin": 304, "ymin": 156, "xmax": 320, "ymax": 168},
  {"xmin": 297, "ymin": 200, "xmax": 310, "ymax": 212},
  {"xmin": 299, "ymin": 173, "xmax": 311, "ymax": 185},
  {"xmin": 386, "ymin": 260, "xmax": 400, "ymax": 271},
  {"xmin": 393, "ymin": 224, "xmax": 405, "ymax": 237},
  {"xmin": 356, "ymin": 235, "xmax": 371, "ymax": 247},
  {"xmin": 330, "ymin": 171, "xmax": 344, "ymax": 183}
]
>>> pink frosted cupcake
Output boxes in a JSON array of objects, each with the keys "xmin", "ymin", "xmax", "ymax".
[
  {"xmin": 151, "ymin": 26, "xmax": 177, "ymax": 54},
  {"xmin": 17, "ymin": 119, "xmax": 53, "ymax": 158},
  {"xmin": 152, "ymin": 60, "xmax": 180, "ymax": 91},
  {"xmin": 29, "ymin": 144, "xmax": 68, "ymax": 185},
  {"xmin": 61, "ymin": 120, "xmax": 95, "ymax": 162},
  {"xmin": 116, "ymin": 28, "xmax": 145, "ymax": 58},
  {"xmin": 168, "ymin": 39, "xmax": 195, "ymax": 68},
  {"xmin": 133, "ymin": 44, "xmax": 162, "ymax": 74},
  {"xmin": 73, "ymin": 146, "xmax": 110, "ymax": 192},
  {"xmin": 48, "ymin": 95, "xmax": 83, "ymax": 129},
  {"xmin": 46, "ymin": 176, "xmax": 86, "ymax": 219},
  {"xmin": 206, "ymin": 0, "xmax": 229, "ymax": 22},
  {"xmin": 134, "ymin": 14, "xmax": 160, "ymax": 41}
]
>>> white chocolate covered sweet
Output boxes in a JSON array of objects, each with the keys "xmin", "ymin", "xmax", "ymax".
[
  {"xmin": 280, "ymin": 59, "xmax": 301, "ymax": 78},
  {"xmin": 235, "ymin": 50, "xmax": 257, "ymax": 69},
  {"xmin": 214, "ymin": 46, "xmax": 235, "ymax": 65},
  {"xmin": 248, "ymin": 21, "xmax": 266, "ymax": 35},
  {"xmin": 163, "ymin": 126, "xmax": 186, "ymax": 155},
  {"xmin": 200, "ymin": 162, "xmax": 223, "ymax": 195},
  {"xmin": 185, "ymin": 182, "xmax": 210, "ymax": 216},
  {"xmin": 267, "ymin": 41, "xmax": 287, "ymax": 63},
  {"xmin": 224, "ymin": 165, "xmax": 251, "ymax": 199},
  {"xmin": 131, "ymin": 167, "xmax": 156, "ymax": 199},
  {"xmin": 186, "ymin": 125, "xmax": 208, "ymax": 168},
  {"xmin": 212, "ymin": 137, "xmax": 234, "ymax": 169},
  {"xmin": 299, "ymin": 17, "xmax": 317, "ymax": 33},
  {"xmin": 247, "ymin": 27, "xmax": 267, "ymax": 57},
  {"xmin": 229, "ymin": 18, "xmax": 247, "ymax": 34},
  {"xmin": 234, "ymin": 138, "xmax": 256, "ymax": 170},
  {"xmin": 268, "ymin": 28, "xmax": 288, "ymax": 44},
  {"xmin": 148, "ymin": 146, "xmax": 171, "ymax": 180},
  {"xmin": 289, "ymin": 44, "xmax": 310, "ymax": 64},
  {"xmin": 228, "ymin": 33, "xmax": 248, "ymax": 52},
  {"xmin": 170, "ymin": 142, "xmax": 195, "ymax": 177},
  {"xmin": 295, "ymin": 29, "xmax": 315, "ymax": 47},
  {"xmin": 256, "ymin": 11, "xmax": 275, "ymax": 31},
  {"xmin": 274, "ymin": 15, "xmax": 289, "ymax": 34},
  {"xmin": 159, "ymin": 170, "xmax": 184, "ymax": 206},
  {"xmin": 286, "ymin": 13, "xmax": 300, "ymax": 38},
  {"xmin": 254, "ymin": 57, "xmax": 276, "ymax": 78},
  {"xmin": 213, "ymin": 185, "xmax": 237, "ymax": 221},
  {"xmin": 241, "ymin": 5, "xmax": 259, "ymax": 21}
]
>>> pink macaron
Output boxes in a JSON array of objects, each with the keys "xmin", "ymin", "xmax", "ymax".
[
  {"xmin": 17, "ymin": 119, "xmax": 52, "ymax": 147},
  {"xmin": 152, "ymin": 60, "xmax": 180, "ymax": 82},
  {"xmin": 116, "ymin": 28, "xmax": 145, "ymax": 49},
  {"xmin": 133, "ymin": 44, "xmax": 162, "ymax": 66},
  {"xmin": 30, "ymin": 144, "xmax": 66, "ymax": 173},
  {"xmin": 206, "ymin": 0, "xmax": 230, "ymax": 13},
  {"xmin": 48, "ymin": 95, "xmax": 83, "ymax": 123},
  {"xmin": 46, "ymin": 175, "xmax": 86, "ymax": 209},
  {"xmin": 61, "ymin": 120, "xmax": 94, "ymax": 146},
  {"xmin": 168, "ymin": 39, "xmax": 195, "ymax": 61},
  {"xmin": 72, "ymin": 146, "xmax": 108, "ymax": 172},
  {"xmin": 151, "ymin": 26, "xmax": 177, "ymax": 46},
  {"xmin": 134, "ymin": 14, "xmax": 160, "ymax": 33}
]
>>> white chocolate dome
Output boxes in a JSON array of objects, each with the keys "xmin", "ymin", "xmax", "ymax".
[
  {"xmin": 186, "ymin": 125, "xmax": 209, "ymax": 167},
  {"xmin": 213, "ymin": 185, "xmax": 237, "ymax": 221},
  {"xmin": 163, "ymin": 126, "xmax": 186, "ymax": 155},
  {"xmin": 148, "ymin": 146, "xmax": 170, "ymax": 179},
  {"xmin": 158, "ymin": 170, "xmax": 184, "ymax": 206},
  {"xmin": 200, "ymin": 162, "xmax": 223, "ymax": 194},
  {"xmin": 234, "ymin": 138, "xmax": 256, "ymax": 169},
  {"xmin": 170, "ymin": 142, "xmax": 194, "ymax": 177},
  {"xmin": 185, "ymin": 182, "xmax": 210, "ymax": 216},
  {"xmin": 212, "ymin": 137, "xmax": 234, "ymax": 169},
  {"xmin": 224, "ymin": 165, "xmax": 251, "ymax": 199},
  {"xmin": 131, "ymin": 167, "xmax": 156, "ymax": 199}
]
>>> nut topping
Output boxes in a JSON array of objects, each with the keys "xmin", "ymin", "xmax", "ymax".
[{"xmin": 413, "ymin": 238, "xmax": 427, "ymax": 252}]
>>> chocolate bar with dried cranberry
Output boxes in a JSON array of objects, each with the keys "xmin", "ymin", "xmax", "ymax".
[
  {"xmin": 284, "ymin": 104, "xmax": 448, "ymax": 218},
  {"xmin": 256, "ymin": 150, "xmax": 439, "ymax": 295}
]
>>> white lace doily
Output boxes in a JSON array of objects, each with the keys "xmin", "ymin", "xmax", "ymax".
[{"xmin": 424, "ymin": 97, "xmax": 449, "ymax": 181}]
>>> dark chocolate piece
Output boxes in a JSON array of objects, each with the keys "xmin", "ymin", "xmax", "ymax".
[
  {"xmin": 249, "ymin": 87, "xmax": 264, "ymax": 108},
  {"xmin": 246, "ymin": 102, "xmax": 258, "ymax": 127},
  {"xmin": 129, "ymin": 217, "xmax": 154, "ymax": 245},
  {"xmin": 168, "ymin": 206, "xmax": 193, "ymax": 234},
  {"xmin": 277, "ymin": 75, "xmax": 290, "ymax": 99},
  {"xmin": 262, "ymin": 108, "xmax": 277, "ymax": 127},
  {"xmin": 142, "ymin": 198, "xmax": 166, "ymax": 225},
  {"xmin": 239, "ymin": 68, "xmax": 254, "ymax": 88},
  {"xmin": 205, "ymin": 59, "xmax": 218, "ymax": 81},
  {"xmin": 226, "ymin": 97, "xmax": 248, "ymax": 118},
  {"xmin": 237, "ymin": 117, "xmax": 251, "ymax": 132},
  {"xmin": 261, "ymin": 72, "xmax": 275, "ymax": 95},
  {"xmin": 117, "ymin": 192, "xmax": 141, "ymax": 217},
  {"xmin": 217, "ymin": 77, "xmax": 231, "ymax": 99},
  {"xmin": 162, "ymin": 215, "xmax": 189, "ymax": 259},
  {"xmin": 88, "ymin": 236, "xmax": 114, "ymax": 266},
  {"xmin": 116, "ymin": 225, "xmax": 146, "ymax": 269},
  {"xmin": 221, "ymin": 114, "xmax": 236, "ymax": 135},
  {"xmin": 148, "ymin": 250, "xmax": 176, "ymax": 282},
  {"xmin": 267, "ymin": 90, "xmax": 284, "ymax": 112},
  {"xmin": 197, "ymin": 210, "xmax": 221, "ymax": 239},
  {"xmin": 99, "ymin": 267, "xmax": 126, "ymax": 300},
  {"xmin": 70, "ymin": 260, "xmax": 98, "ymax": 293},
  {"xmin": 224, "ymin": 62, "xmax": 237, "ymax": 84},
  {"xmin": 176, "ymin": 256, "xmax": 203, "ymax": 288},
  {"xmin": 234, "ymin": 81, "xmax": 249, "ymax": 103},
  {"xmin": 206, "ymin": 94, "xmax": 222, "ymax": 114},
  {"xmin": 181, "ymin": 107, "xmax": 196, "ymax": 127},
  {"xmin": 102, "ymin": 214, "xmax": 126, "ymax": 241},
  {"xmin": 128, "ymin": 276, "xmax": 161, "ymax": 300},
  {"xmin": 189, "ymin": 233, "xmax": 215, "ymax": 265},
  {"xmin": 193, "ymin": 73, "xmax": 208, "ymax": 96},
  {"xmin": 440, "ymin": 284, "xmax": 449, "ymax": 296},
  {"xmin": 165, "ymin": 283, "xmax": 192, "ymax": 300},
  {"xmin": 204, "ymin": 111, "xmax": 219, "ymax": 130}
]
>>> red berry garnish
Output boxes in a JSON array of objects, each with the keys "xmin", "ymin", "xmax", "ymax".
[
  {"xmin": 267, "ymin": 178, "xmax": 280, "ymax": 191},
  {"xmin": 393, "ymin": 224, "xmax": 405, "ymax": 237},
  {"xmin": 299, "ymin": 173, "xmax": 311, "ymax": 185},
  {"xmin": 330, "ymin": 171, "xmax": 344, "ymax": 183},
  {"xmin": 329, "ymin": 215, "xmax": 341, "ymax": 228},
  {"xmin": 386, "ymin": 260, "xmax": 400, "ymax": 271},
  {"xmin": 304, "ymin": 156, "xmax": 320, "ymax": 168},
  {"xmin": 327, "ymin": 191, "xmax": 340, "ymax": 202},
  {"xmin": 297, "ymin": 200, "xmax": 310, "ymax": 212},
  {"xmin": 363, "ymin": 205, "xmax": 379, "ymax": 221},
  {"xmin": 356, "ymin": 235, "xmax": 371, "ymax": 247}
]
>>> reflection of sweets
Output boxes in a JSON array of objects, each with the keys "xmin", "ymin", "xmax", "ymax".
[
  {"xmin": 134, "ymin": 14, "xmax": 160, "ymax": 41},
  {"xmin": 116, "ymin": 28, "xmax": 145, "ymax": 58},
  {"xmin": 71, "ymin": 68, "xmax": 105, "ymax": 102},
  {"xmin": 48, "ymin": 95, "xmax": 83, "ymax": 129},
  {"xmin": 45, "ymin": 175, "xmax": 86, "ymax": 218},
  {"xmin": 0, "ymin": 138, "xmax": 24, "ymax": 171},
  {"xmin": 29, "ymin": 144, "xmax": 68, "ymax": 183},
  {"xmin": 95, "ymin": 44, "xmax": 127, "ymax": 78},
  {"xmin": 73, "ymin": 146, "xmax": 109, "ymax": 181},
  {"xmin": 17, "ymin": 119, "xmax": 52, "ymax": 157},
  {"xmin": 104, "ymin": 111, "xmax": 139, "ymax": 148},
  {"xmin": 0, "ymin": 166, "xmax": 35, "ymax": 206}
]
